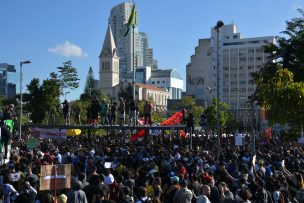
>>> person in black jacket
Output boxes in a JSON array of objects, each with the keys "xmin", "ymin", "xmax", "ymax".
[
  {"xmin": 185, "ymin": 112, "xmax": 194, "ymax": 135},
  {"xmin": 1, "ymin": 105, "xmax": 14, "ymax": 159}
]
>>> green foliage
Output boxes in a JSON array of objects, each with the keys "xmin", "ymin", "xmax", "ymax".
[
  {"xmin": 179, "ymin": 96, "xmax": 204, "ymax": 125},
  {"xmin": 24, "ymin": 76, "xmax": 61, "ymax": 124},
  {"xmin": 204, "ymin": 98, "xmax": 229, "ymax": 131},
  {"xmin": 256, "ymin": 68, "xmax": 304, "ymax": 130},
  {"xmin": 57, "ymin": 61, "xmax": 80, "ymax": 92},
  {"xmin": 118, "ymin": 83, "xmax": 133, "ymax": 110},
  {"xmin": 253, "ymin": 9, "xmax": 304, "ymax": 135},
  {"xmin": 80, "ymin": 67, "xmax": 96, "ymax": 101}
]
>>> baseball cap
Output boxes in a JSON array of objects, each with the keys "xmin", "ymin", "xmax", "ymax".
[{"xmin": 171, "ymin": 176, "xmax": 179, "ymax": 183}]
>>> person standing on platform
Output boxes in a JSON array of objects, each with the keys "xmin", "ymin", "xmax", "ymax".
[
  {"xmin": 0, "ymin": 105, "xmax": 14, "ymax": 159},
  {"xmin": 118, "ymin": 98, "xmax": 125, "ymax": 126},
  {"xmin": 62, "ymin": 100, "xmax": 70, "ymax": 125},
  {"xmin": 74, "ymin": 106, "xmax": 81, "ymax": 125},
  {"xmin": 109, "ymin": 102, "xmax": 117, "ymax": 126},
  {"xmin": 90, "ymin": 97, "xmax": 100, "ymax": 125},
  {"xmin": 100, "ymin": 99, "xmax": 109, "ymax": 125},
  {"xmin": 129, "ymin": 97, "xmax": 137, "ymax": 126},
  {"xmin": 144, "ymin": 100, "xmax": 152, "ymax": 126}
]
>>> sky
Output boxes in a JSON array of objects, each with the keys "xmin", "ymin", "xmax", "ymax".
[{"xmin": 1, "ymin": 0, "xmax": 303, "ymax": 101}]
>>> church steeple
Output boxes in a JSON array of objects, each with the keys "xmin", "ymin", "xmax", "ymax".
[
  {"xmin": 99, "ymin": 24, "xmax": 120, "ymax": 98},
  {"xmin": 100, "ymin": 24, "xmax": 118, "ymax": 58}
]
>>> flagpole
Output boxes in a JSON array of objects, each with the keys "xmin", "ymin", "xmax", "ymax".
[{"xmin": 132, "ymin": 22, "xmax": 135, "ymax": 100}]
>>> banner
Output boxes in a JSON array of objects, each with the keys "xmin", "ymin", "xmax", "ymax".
[
  {"xmin": 31, "ymin": 128, "xmax": 67, "ymax": 139},
  {"xmin": 27, "ymin": 138, "xmax": 40, "ymax": 149},
  {"xmin": 129, "ymin": 111, "xmax": 184, "ymax": 141},
  {"xmin": 40, "ymin": 164, "xmax": 71, "ymax": 191}
]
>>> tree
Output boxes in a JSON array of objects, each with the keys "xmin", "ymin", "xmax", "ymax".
[
  {"xmin": 179, "ymin": 96, "xmax": 204, "ymax": 125},
  {"xmin": 204, "ymin": 98, "xmax": 229, "ymax": 131},
  {"xmin": 23, "ymin": 75, "xmax": 61, "ymax": 124},
  {"xmin": 57, "ymin": 61, "xmax": 80, "ymax": 93},
  {"xmin": 253, "ymin": 9, "xmax": 304, "ymax": 134},
  {"xmin": 253, "ymin": 9, "xmax": 304, "ymax": 83},
  {"xmin": 255, "ymin": 68, "xmax": 304, "ymax": 130},
  {"xmin": 80, "ymin": 66, "xmax": 96, "ymax": 101}
]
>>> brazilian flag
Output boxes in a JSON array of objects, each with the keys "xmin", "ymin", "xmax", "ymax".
[{"xmin": 4, "ymin": 119, "xmax": 14, "ymax": 133}]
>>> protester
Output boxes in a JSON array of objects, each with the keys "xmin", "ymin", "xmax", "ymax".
[
  {"xmin": 101, "ymin": 99, "xmax": 109, "ymax": 126},
  {"xmin": 62, "ymin": 100, "xmax": 70, "ymax": 125},
  {"xmin": 118, "ymin": 98, "xmax": 125, "ymax": 126},
  {"xmin": 109, "ymin": 102, "xmax": 117, "ymax": 126},
  {"xmin": 67, "ymin": 181, "xmax": 88, "ymax": 203},
  {"xmin": 90, "ymin": 97, "xmax": 100, "ymax": 125},
  {"xmin": 129, "ymin": 98, "xmax": 137, "ymax": 127},
  {"xmin": 74, "ymin": 106, "xmax": 81, "ymax": 125},
  {"xmin": 144, "ymin": 100, "xmax": 152, "ymax": 126}
]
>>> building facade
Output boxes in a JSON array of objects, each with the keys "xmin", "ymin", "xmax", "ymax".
[
  {"xmin": 187, "ymin": 23, "xmax": 275, "ymax": 110},
  {"xmin": 125, "ymin": 66, "xmax": 183, "ymax": 100},
  {"xmin": 113, "ymin": 80, "xmax": 170, "ymax": 107},
  {"xmin": 108, "ymin": 2, "xmax": 155, "ymax": 80},
  {"xmin": 0, "ymin": 63, "xmax": 16, "ymax": 99},
  {"xmin": 99, "ymin": 25, "xmax": 120, "ymax": 97}
]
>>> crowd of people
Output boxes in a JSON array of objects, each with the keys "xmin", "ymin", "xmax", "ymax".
[
  {"xmin": 62, "ymin": 97, "xmax": 154, "ymax": 127},
  {"xmin": 0, "ymin": 126, "xmax": 301, "ymax": 203}
]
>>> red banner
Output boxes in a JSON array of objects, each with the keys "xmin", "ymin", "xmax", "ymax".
[
  {"xmin": 129, "ymin": 112, "xmax": 184, "ymax": 141},
  {"xmin": 161, "ymin": 112, "xmax": 184, "ymax": 126}
]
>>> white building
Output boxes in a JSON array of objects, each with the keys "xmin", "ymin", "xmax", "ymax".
[
  {"xmin": 112, "ymin": 80, "xmax": 170, "ymax": 107},
  {"xmin": 125, "ymin": 66, "xmax": 183, "ymax": 100},
  {"xmin": 187, "ymin": 23, "xmax": 275, "ymax": 110}
]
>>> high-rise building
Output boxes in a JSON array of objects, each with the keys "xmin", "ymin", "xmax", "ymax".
[
  {"xmin": 99, "ymin": 25, "xmax": 120, "ymax": 97},
  {"xmin": 0, "ymin": 63, "xmax": 16, "ymax": 99},
  {"xmin": 109, "ymin": 2, "xmax": 143, "ymax": 80},
  {"xmin": 153, "ymin": 59, "xmax": 158, "ymax": 69},
  {"xmin": 187, "ymin": 23, "xmax": 275, "ymax": 110},
  {"xmin": 108, "ymin": 2, "xmax": 157, "ymax": 80}
]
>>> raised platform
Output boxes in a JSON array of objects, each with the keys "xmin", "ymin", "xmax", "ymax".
[{"xmin": 25, "ymin": 124, "xmax": 202, "ymax": 131}]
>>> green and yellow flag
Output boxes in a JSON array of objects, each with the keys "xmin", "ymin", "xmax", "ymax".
[{"xmin": 124, "ymin": 5, "xmax": 137, "ymax": 37}]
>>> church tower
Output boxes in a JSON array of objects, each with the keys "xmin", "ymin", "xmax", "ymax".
[{"xmin": 99, "ymin": 24, "xmax": 120, "ymax": 97}]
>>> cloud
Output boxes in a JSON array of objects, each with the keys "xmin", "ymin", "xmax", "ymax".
[{"xmin": 48, "ymin": 41, "xmax": 88, "ymax": 58}]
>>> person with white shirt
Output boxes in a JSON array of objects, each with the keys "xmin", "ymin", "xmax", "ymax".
[{"xmin": 197, "ymin": 185, "xmax": 211, "ymax": 203}]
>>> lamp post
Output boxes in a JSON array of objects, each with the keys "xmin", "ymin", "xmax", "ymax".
[
  {"xmin": 19, "ymin": 60, "xmax": 31, "ymax": 140},
  {"xmin": 65, "ymin": 92, "xmax": 71, "ymax": 100},
  {"xmin": 214, "ymin": 20, "xmax": 224, "ymax": 161}
]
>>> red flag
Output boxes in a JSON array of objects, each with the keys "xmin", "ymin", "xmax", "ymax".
[
  {"xmin": 129, "ymin": 111, "xmax": 184, "ymax": 141},
  {"xmin": 129, "ymin": 129, "xmax": 145, "ymax": 141}
]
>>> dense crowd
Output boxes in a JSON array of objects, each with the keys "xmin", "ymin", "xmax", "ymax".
[{"xmin": 0, "ymin": 129, "xmax": 301, "ymax": 203}]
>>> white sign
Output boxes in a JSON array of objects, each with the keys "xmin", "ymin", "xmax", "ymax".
[
  {"xmin": 31, "ymin": 128, "xmax": 67, "ymax": 139},
  {"xmin": 235, "ymin": 135, "xmax": 245, "ymax": 146},
  {"xmin": 104, "ymin": 162, "xmax": 112, "ymax": 169},
  {"xmin": 150, "ymin": 129, "xmax": 161, "ymax": 136}
]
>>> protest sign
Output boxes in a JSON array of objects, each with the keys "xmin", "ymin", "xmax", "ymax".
[
  {"xmin": 40, "ymin": 164, "xmax": 71, "ymax": 191},
  {"xmin": 27, "ymin": 138, "xmax": 39, "ymax": 149}
]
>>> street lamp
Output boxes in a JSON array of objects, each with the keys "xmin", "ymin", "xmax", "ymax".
[
  {"xmin": 65, "ymin": 92, "xmax": 71, "ymax": 100},
  {"xmin": 214, "ymin": 20, "xmax": 224, "ymax": 161},
  {"xmin": 19, "ymin": 60, "xmax": 31, "ymax": 140}
]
